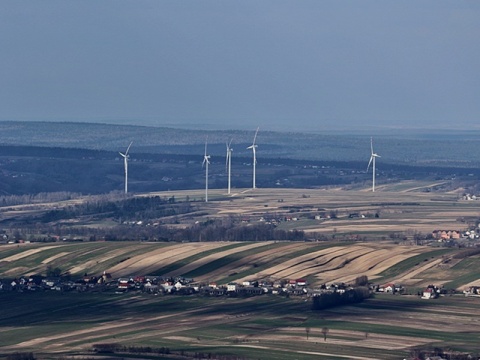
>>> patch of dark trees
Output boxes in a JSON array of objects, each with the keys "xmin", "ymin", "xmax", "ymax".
[
  {"xmin": 5, "ymin": 353, "xmax": 36, "ymax": 360},
  {"xmin": 93, "ymin": 343, "xmax": 170, "ymax": 355},
  {"xmin": 311, "ymin": 287, "xmax": 370, "ymax": 310},
  {"xmin": 12, "ymin": 218, "xmax": 305, "ymax": 243},
  {"xmin": 409, "ymin": 347, "xmax": 478, "ymax": 360},
  {"xmin": 38, "ymin": 195, "xmax": 190, "ymax": 223},
  {"xmin": 108, "ymin": 221, "xmax": 304, "ymax": 242},
  {"xmin": 92, "ymin": 343, "xmax": 248, "ymax": 359}
]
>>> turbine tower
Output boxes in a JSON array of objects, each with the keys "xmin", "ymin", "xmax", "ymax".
[
  {"xmin": 247, "ymin": 127, "xmax": 259, "ymax": 189},
  {"xmin": 226, "ymin": 139, "xmax": 233, "ymax": 195},
  {"xmin": 119, "ymin": 141, "xmax": 133, "ymax": 194},
  {"xmin": 367, "ymin": 137, "xmax": 380, "ymax": 192},
  {"xmin": 202, "ymin": 140, "xmax": 211, "ymax": 202}
]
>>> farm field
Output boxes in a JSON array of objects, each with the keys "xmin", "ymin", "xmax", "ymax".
[
  {"xmin": 2, "ymin": 240, "xmax": 480, "ymax": 360},
  {"xmin": 1, "ymin": 185, "xmax": 475, "ymax": 238},
  {"xmin": 0, "ymin": 240, "xmax": 473, "ymax": 290},
  {"xmin": 2, "ymin": 186, "xmax": 480, "ymax": 359},
  {"xmin": 140, "ymin": 185, "xmax": 473, "ymax": 236},
  {"xmin": 1, "ymin": 291, "xmax": 480, "ymax": 360}
]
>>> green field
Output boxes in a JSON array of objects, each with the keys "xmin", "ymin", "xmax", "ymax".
[{"xmin": 1, "ymin": 291, "xmax": 479, "ymax": 360}]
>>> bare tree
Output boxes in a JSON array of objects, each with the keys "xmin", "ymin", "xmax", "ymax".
[
  {"xmin": 305, "ymin": 327, "xmax": 311, "ymax": 340},
  {"xmin": 321, "ymin": 327, "xmax": 329, "ymax": 342}
]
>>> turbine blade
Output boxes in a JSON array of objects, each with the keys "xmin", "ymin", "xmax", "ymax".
[
  {"xmin": 126, "ymin": 141, "xmax": 133, "ymax": 155},
  {"xmin": 253, "ymin": 127, "xmax": 259, "ymax": 145},
  {"xmin": 367, "ymin": 156, "xmax": 373, "ymax": 171},
  {"xmin": 370, "ymin": 137, "xmax": 374, "ymax": 155}
]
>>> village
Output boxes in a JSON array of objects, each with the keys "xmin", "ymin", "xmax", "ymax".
[{"xmin": 0, "ymin": 269, "xmax": 474, "ymax": 301}]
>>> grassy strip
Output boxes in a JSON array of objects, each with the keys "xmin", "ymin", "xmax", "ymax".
[
  {"xmin": 443, "ymin": 256, "xmax": 480, "ymax": 289},
  {"xmin": 148, "ymin": 242, "xmax": 248, "ymax": 275},
  {"xmin": 375, "ymin": 248, "xmax": 453, "ymax": 283},
  {"xmin": 215, "ymin": 242, "xmax": 334, "ymax": 284},
  {"xmin": 180, "ymin": 243, "xmax": 287, "ymax": 278}
]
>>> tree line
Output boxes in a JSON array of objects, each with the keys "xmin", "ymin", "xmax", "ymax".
[
  {"xmin": 10, "ymin": 217, "xmax": 306, "ymax": 242},
  {"xmin": 38, "ymin": 194, "xmax": 192, "ymax": 223},
  {"xmin": 312, "ymin": 287, "xmax": 370, "ymax": 310}
]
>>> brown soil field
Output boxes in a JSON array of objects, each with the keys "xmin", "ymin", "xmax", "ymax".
[
  {"xmin": 106, "ymin": 242, "xmax": 225, "ymax": 277},
  {"xmin": 1, "ymin": 240, "xmax": 456, "ymax": 291}
]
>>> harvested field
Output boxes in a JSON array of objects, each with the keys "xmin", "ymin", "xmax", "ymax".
[{"xmin": 0, "ymin": 241, "xmax": 472, "ymax": 290}]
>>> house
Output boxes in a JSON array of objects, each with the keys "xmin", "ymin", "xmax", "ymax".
[
  {"xmin": 262, "ymin": 286, "xmax": 272, "ymax": 293},
  {"xmin": 144, "ymin": 282, "xmax": 159, "ymax": 293},
  {"xmin": 288, "ymin": 279, "xmax": 297, "ymax": 287},
  {"xmin": 422, "ymin": 285, "xmax": 439, "ymax": 299},
  {"xmin": 227, "ymin": 282, "xmax": 238, "ymax": 292},
  {"xmin": 422, "ymin": 288, "xmax": 436, "ymax": 299},
  {"xmin": 379, "ymin": 283, "xmax": 402, "ymax": 293},
  {"xmin": 296, "ymin": 279, "xmax": 307, "ymax": 286},
  {"xmin": 42, "ymin": 278, "xmax": 60, "ymax": 288},
  {"xmin": 118, "ymin": 278, "xmax": 134, "ymax": 291},
  {"xmin": 463, "ymin": 286, "xmax": 480, "ymax": 297},
  {"xmin": 162, "ymin": 284, "xmax": 175, "ymax": 293},
  {"xmin": 432, "ymin": 230, "xmax": 461, "ymax": 240},
  {"xmin": 273, "ymin": 280, "xmax": 283, "ymax": 288}
]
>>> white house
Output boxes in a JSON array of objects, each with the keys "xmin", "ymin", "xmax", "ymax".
[{"xmin": 227, "ymin": 282, "xmax": 238, "ymax": 292}]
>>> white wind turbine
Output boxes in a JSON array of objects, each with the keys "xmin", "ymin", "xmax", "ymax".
[
  {"xmin": 367, "ymin": 137, "xmax": 380, "ymax": 192},
  {"xmin": 119, "ymin": 141, "xmax": 133, "ymax": 194},
  {"xmin": 247, "ymin": 127, "xmax": 259, "ymax": 189},
  {"xmin": 202, "ymin": 140, "xmax": 211, "ymax": 202},
  {"xmin": 226, "ymin": 139, "xmax": 233, "ymax": 195}
]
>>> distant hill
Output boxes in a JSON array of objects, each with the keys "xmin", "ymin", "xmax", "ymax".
[
  {"xmin": 1, "ymin": 120, "xmax": 480, "ymax": 165},
  {"xmin": 0, "ymin": 121, "xmax": 479, "ymax": 195}
]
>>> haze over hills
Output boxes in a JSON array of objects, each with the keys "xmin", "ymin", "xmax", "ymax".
[{"xmin": 2, "ymin": 121, "xmax": 480, "ymax": 166}]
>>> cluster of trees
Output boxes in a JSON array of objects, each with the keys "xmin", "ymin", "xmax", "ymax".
[
  {"xmin": 9, "ymin": 217, "xmax": 306, "ymax": 242},
  {"xmin": 102, "ymin": 222, "xmax": 305, "ymax": 242},
  {"xmin": 0, "ymin": 192, "xmax": 81, "ymax": 207},
  {"xmin": 92, "ymin": 343, "xmax": 249, "ymax": 359},
  {"xmin": 6, "ymin": 353, "xmax": 36, "ymax": 360},
  {"xmin": 409, "ymin": 347, "xmax": 478, "ymax": 360},
  {"xmin": 38, "ymin": 195, "xmax": 192, "ymax": 223},
  {"xmin": 92, "ymin": 343, "xmax": 170, "ymax": 354},
  {"xmin": 312, "ymin": 287, "xmax": 370, "ymax": 310}
]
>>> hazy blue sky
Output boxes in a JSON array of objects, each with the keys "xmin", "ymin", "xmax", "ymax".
[{"xmin": 0, "ymin": 1, "xmax": 478, "ymax": 131}]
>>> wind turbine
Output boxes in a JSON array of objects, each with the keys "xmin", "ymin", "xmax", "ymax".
[
  {"xmin": 226, "ymin": 139, "xmax": 233, "ymax": 195},
  {"xmin": 367, "ymin": 137, "xmax": 380, "ymax": 192},
  {"xmin": 119, "ymin": 141, "xmax": 133, "ymax": 194},
  {"xmin": 247, "ymin": 127, "xmax": 259, "ymax": 189},
  {"xmin": 202, "ymin": 140, "xmax": 211, "ymax": 202}
]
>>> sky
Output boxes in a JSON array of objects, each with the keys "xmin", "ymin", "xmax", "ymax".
[{"xmin": 0, "ymin": 1, "xmax": 479, "ymax": 132}]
